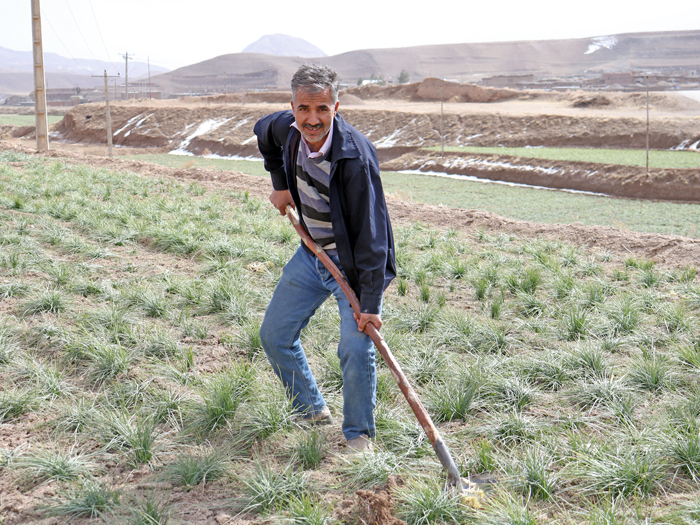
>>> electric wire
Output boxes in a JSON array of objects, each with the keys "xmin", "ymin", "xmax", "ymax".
[
  {"xmin": 88, "ymin": 0, "xmax": 119, "ymax": 74},
  {"xmin": 40, "ymin": 8, "xmax": 87, "ymax": 71},
  {"xmin": 63, "ymin": 0, "xmax": 103, "ymax": 67}
]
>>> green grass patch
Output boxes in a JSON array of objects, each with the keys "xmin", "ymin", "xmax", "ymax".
[
  {"xmin": 129, "ymin": 153, "xmax": 269, "ymax": 177},
  {"xmin": 428, "ymin": 145, "xmax": 700, "ymax": 169},
  {"xmin": 0, "ymin": 114, "xmax": 63, "ymax": 126},
  {"xmin": 129, "ymin": 152, "xmax": 700, "ymax": 238},
  {"xmin": 380, "ymin": 170, "xmax": 700, "ymax": 238}
]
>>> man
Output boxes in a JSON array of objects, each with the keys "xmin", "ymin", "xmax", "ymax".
[{"xmin": 254, "ymin": 64, "xmax": 396, "ymax": 453}]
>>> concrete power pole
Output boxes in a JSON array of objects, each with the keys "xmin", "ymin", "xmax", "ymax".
[{"xmin": 31, "ymin": 0, "xmax": 49, "ymax": 151}]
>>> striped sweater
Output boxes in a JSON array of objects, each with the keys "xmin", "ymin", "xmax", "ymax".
[{"xmin": 295, "ymin": 148, "xmax": 336, "ymax": 254}]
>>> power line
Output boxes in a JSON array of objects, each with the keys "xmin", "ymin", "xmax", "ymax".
[
  {"xmin": 87, "ymin": 0, "xmax": 118, "ymax": 74},
  {"xmin": 63, "ymin": 0, "xmax": 102, "ymax": 65},
  {"xmin": 40, "ymin": 7, "xmax": 87, "ymax": 71}
]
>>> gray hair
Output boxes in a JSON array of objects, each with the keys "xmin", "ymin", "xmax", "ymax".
[{"xmin": 291, "ymin": 64, "xmax": 340, "ymax": 103}]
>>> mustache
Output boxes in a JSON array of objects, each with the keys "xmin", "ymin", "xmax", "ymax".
[{"xmin": 303, "ymin": 123, "xmax": 324, "ymax": 130}]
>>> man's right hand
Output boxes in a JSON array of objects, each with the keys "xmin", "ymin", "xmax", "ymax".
[{"xmin": 270, "ymin": 189, "xmax": 294, "ymax": 215}]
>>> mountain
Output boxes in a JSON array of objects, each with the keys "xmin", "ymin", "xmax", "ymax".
[
  {"xmin": 0, "ymin": 46, "xmax": 171, "ymax": 96},
  {"xmin": 150, "ymin": 30, "xmax": 700, "ymax": 94},
  {"xmin": 0, "ymin": 46, "xmax": 169, "ymax": 77},
  {"xmin": 4, "ymin": 30, "xmax": 699, "ymax": 98},
  {"xmin": 241, "ymin": 34, "xmax": 326, "ymax": 58}
]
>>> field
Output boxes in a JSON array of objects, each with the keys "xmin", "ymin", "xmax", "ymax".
[
  {"xmin": 1, "ymin": 84, "xmax": 700, "ymax": 524},
  {"xmin": 0, "ymin": 115, "xmax": 64, "ymax": 127},
  {"xmin": 127, "ymin": 153, "xmax": 700, "ymax": 239},
  {"xmin": 428, "ymin": 147, "xmax": 700, "ymax": 170},
  {"xmin": 38, "ymin": 85, "xmax": 700, "ymax": 202},
  {"xmin": 1, "ymin": 146, "xmax": 700, "ymax": 525}
]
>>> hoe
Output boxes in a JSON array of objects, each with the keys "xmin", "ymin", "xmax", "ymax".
[{"xmin": 285, "ymin": 205, "xmax": 488, "ymax": 508}]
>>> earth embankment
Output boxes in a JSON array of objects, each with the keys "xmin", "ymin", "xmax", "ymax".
[
  {"xmin": 382, "ymin": 151, "xmax": 700, "ymax": 201},
  {"xmin": 54, "ymin": 101, "xmax": 700, "ymax": 152},
  {"xmin": 47, "ymin": 98, "xmax": 700, "ymax": 202}
]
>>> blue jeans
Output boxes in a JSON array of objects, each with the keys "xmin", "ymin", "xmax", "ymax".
[{"xmin": 260, "ymin": 247, "xmax": 377, "ymax": 440}]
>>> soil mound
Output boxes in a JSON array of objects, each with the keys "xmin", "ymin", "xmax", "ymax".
[
  {"xmin": 572, "ymin": 95, "xmax": 612, "ymax": 108},
  {"xmin": 356, "ymin": 488, "xmax": 405, "ymax": 525},
  {"xmin": 0, "ymin": 125, "xmax": 35, "ymax": 140},
  {"xmin": 345, "ymin": 78, "xmax": 518, "ymax": 103},
  {"xmin": 339, "ymin": 93, "xmax": 364, "ymax": 105},
  {"xmin": 180, "ymin": 91, "xmax": 292, "ymax": 104}
]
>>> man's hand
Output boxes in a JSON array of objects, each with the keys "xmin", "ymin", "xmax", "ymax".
[
  {"xmin": 270, "ymin": 189, "xmax": 294, "ymax": 215},
  {"xmin": 354, "ymin": 312, "xmax": 382, "ymax": 332}
]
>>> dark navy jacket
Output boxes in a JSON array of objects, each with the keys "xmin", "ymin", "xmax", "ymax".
[{"xmin": 253, "ymin": 110, "xmax": 396, "ymax": 314}]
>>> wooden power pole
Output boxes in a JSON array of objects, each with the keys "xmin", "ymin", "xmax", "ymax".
[
  {"xmin": 120, "ymin": 52, "xmax": 133, "ymax": 100},
  {"xmin": 31, "ymin": 0, "xmax": 49, "ymax": 151},
  {"xmin": 646, "ymin": 74, "xmax": 650, "ymax": 174},
  {"xmin": 103, "ymin": 71, "xmax": 113, "ymax": 156},
  {"xmin": 93, "ymin": 71, "xmax": 120, "ymax": 156}
]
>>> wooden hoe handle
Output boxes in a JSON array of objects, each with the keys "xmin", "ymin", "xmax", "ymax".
[{"xmin": 284, "ymin": 205, "xmax": 463, "ymax": 487}]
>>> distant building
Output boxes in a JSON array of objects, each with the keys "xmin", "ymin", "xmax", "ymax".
[
  {"xmin": 35, "ymin": 88, "xmax": 93, "ymax": 107},
  {"xmin": 481, "ymin": 74, "xmax": 534, "ymax": 89},
  {"xmin": 602, "ymin": 72, "xmax": 633, "ymax": 86}
]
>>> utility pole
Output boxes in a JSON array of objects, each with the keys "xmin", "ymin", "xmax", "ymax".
[
  {"xmin": 93, "ymin": 71, "xmax": 120, "ymax": 157},
  {"xmin": 645, "ymin": 74, "xmax": 650, "ymax": 174},
  {"xmin": 31, "ymin": 0, "xmax": 49, "ymax": 151},
  {"xmin": 440, "ymin": 85, "xmax": 444, "ymax": 156},
  {"xmin": 120, "ymin": 52, "xmax": 134, "ymax": 100},
  {"xmin": 147, "ymin": 57, "xmax": 152, "ymax": 100}
]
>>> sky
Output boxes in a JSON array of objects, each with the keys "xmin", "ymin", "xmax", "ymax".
[{"xmin": 2, "ymin": 0, "xmax": 698, "ymax": 71}]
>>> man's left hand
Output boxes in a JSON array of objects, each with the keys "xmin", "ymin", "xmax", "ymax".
[{"xmin": 354, "ymin": 312, "xmax": 382, "ymax": 332}]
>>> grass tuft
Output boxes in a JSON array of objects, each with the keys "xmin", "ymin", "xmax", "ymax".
[
  {"xmin": 396, "ymin": 481, "xmax": 466, "ymax": 525},
  {"xmin": 424, "ymin": 369, "xmax": 479, "ymax": 422},
  {"xmin": 292, "ymin": 429, "xmax": 326, "ymax": 470},
  {"xmin": 0, "ymin": 388, "xmax": 39, "ymax": 422},
  {"xmin": 14, "ymin": 446, "xmax": 94, "ymax": 486},
  {"xmin": 20, "ymin": 289, "xmax": 68, "ymax": 315},
  {"xmin": 340, "ymin": 450, "xmax": 403, "ymax": 489},
  {"xmin": 188, "ymin": 363, "xmax": 256, "ymax": 435},
  {"xmin": 511, "ymin": 446, "xmax": 559, "ymax": 500},
  {"xmin": 573, "ymin": 442, "xmax": 667, "ymax": 498},
  {"xmin": 40, "ymin": 479, "xmax": 120, "ymax": 520},
  {"xmin": 161, "ymin": 448, "xmax": 229, "ymax": 489},
  {"xmin": 239, "ymin": 461, "xmax": 310, "ymax": 514},
  {"xmin": 284, "ymin": 493, "xmax": 334, "ymax": 525}
]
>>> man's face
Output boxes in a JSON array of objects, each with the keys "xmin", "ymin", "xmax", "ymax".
[{"xmin": 291, "ymin": 87, "xmax": 339, "ymax": 152}]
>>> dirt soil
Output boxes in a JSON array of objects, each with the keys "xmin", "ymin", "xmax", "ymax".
[
  {"xmin": 3, "ymin": 139, "xmax": 700, "ymax": 270},
  {"xmin": 3, "ymin": 81, "xmax": 700, "ymax": 263},
  {"xmin": 2, "ymin": 85, "xmax": 700, "ymax": 523},
  {"xmin": 6, "ymin": 80, "xmax": 696, "ymax": 201}
]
